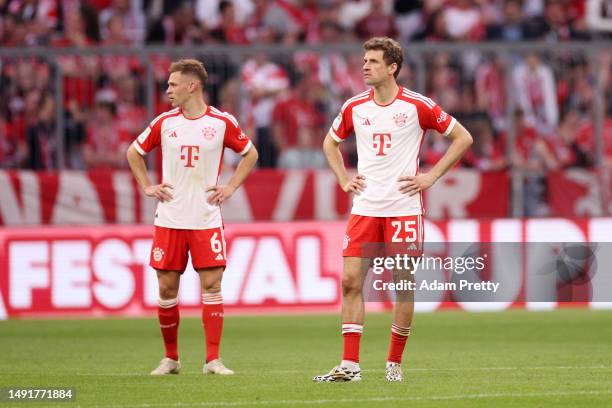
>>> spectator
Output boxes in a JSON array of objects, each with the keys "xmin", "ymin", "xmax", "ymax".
[
  {"xmin": 83, "ymin": 100, "xmax": 130, "ymax": 169},
  {"xmin": 195, "ymin": 0, "xmax": 254, "ymax": 31},
  {"xmin": 260, "ymin": 0, "xmax": 307, "ymax": 43},
  {"xmin": 99, "ymin": 0, "xmax": 146, "ymax": 45},
  {"xmin": 394, "ymin": 0, "xmax": 425, "ymax": 41},
  {"xmin": 339, "ymin": 0, "xmax": 371, "ymax": 32},
  {"xmin": 24, "ymin": 92, "xmax": 56, "ymax": 170},
  {"xmin": 146, "ymin": 0, "xmax": 203, "ymax": 44},
  {"xmin": 512, "ymin": 110, "xmax": 558, "ymax": 216},
  {"xmin": 443, "ymin": 0, "xmax": 485, "ymax": 41},
  {"xmin": 355, "ymin": 0, "xmax": 397, "ymax": 40},
  {"xmin": 115, "ymin": 75, "xmax": 147, "ymax": 139},
  {"xmin": 272, "ymin": 74, "xmax": 325, "ymax": 155},
  {"xmin": 486, "ymin": 0, "xmax": 528, "ymax": 41},
  {"xmin": 6, "ymin": 0, "xmax": 59, "ymax": 45},
  {"xmin": 475, "ymin": 56, "xmax": 507, "ymax": 130},
  {"xmin": 52, "ymin": 5, "xmax": 102, "ymax": 110},
  {"xmin": 241, "ymin": 53, "xmax": 289, "ymax": 167},
  {"xmin": 513, "ymin": 53, "xmax": 559, "ymax": 135},
  {"xmin": 524, "ymin": 0, "xmax": 572, "ymax": 41},
  {"xmin": 0, "ymin": 114, "xmax": 26, "ymax": 168},
  {"xmin": 209, "ymin": 0, "xmax": 249, "ymax": 44},
  {"xmin": 465, "ymin": 117, "xmax": 508, "ymax": 171}
]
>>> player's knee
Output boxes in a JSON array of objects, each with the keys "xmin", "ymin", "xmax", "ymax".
[
  {"xmin": 159, "ymin": 284, "xmax": 179, "ymax": 299},
  {"xmin": 341, "ymin": 274, "xmax": 362, "ymax": 296},
  {"xmin": 202, "ymin": 282, "xmax": 221, "ymax": 293}
]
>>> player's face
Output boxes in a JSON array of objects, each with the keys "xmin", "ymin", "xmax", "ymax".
[
  {"xmin": 166, "ymin": 72, "xmax": 197, "ymax": 107},
  {"xmin": 363, "ymin": 50, "xmax": 396, "ymax": 86}
]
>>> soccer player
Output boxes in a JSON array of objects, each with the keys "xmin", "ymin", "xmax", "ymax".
[
  {"xmin": 126, "ymin": 59, "xmax": 258, "ymax": 376},
  {"xmin": 313, "ymin": 38, "xmax": 473, "ymax": 382}
]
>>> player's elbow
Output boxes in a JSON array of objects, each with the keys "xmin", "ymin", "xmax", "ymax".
[{"xmin": 463, "ymin": 131, "xmax": 473, "ymax": 147}]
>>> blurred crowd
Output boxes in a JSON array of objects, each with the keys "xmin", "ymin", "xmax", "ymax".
[
  {"xmin": 1, "ymin": 0, "xmax": 610, "ymax": 47},
  {"xmin": 0, "ymin": 0, "xmax": 611, "ymax": 193}
]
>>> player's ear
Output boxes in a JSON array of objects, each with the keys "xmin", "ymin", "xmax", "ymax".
[{"xmin": 389, "ymin": 62, "xmax": 397, "ymax": 77}]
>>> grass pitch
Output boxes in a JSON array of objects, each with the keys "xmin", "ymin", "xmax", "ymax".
[{"xmin": 1, "ymin": 309, "xmax": 611, "ymax": 408}]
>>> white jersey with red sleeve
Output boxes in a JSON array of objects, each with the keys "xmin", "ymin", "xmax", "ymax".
[
  {"xmin": 132, "ymin": 106, "xmax": 252, "ymax": 229},
  {"xmin": 330, "ymin": 87, "xmax": 456, "ymax": 217}
]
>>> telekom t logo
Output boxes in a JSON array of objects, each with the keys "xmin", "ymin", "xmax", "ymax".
[
  {"xmin": 180, "ymin": 145, "xmax": 199, "ymax": 167},
  {"xmin": 373, "ymin": 133, "xmax": 392, "ymax": 156}
]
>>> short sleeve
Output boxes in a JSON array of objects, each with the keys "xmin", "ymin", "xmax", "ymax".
[
  {"xmin": 329, "ymin": 106, "xmax": 354, "ymax": 143},
  {"xmin": 132, "ymin": 118, "xmax": 162, "ymax": 155},
  {"xmin": 223, "ymin": 115, "xmax": 252, "ymax": 155},
  {"xmin": 419, "ymin": 103, "xmax": 456, "ymax": 136}
]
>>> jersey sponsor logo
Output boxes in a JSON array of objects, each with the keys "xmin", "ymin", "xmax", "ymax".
[
  {"xmin": 180, "ymin": 145, "xmax": 200, "ymax": 167},
  {"xmin": 436, "ymin": 111, "xmax": 448, "ymax": 123},
  {"xmin": 393, "ymin": 112, "xmax": 408, "ymax": 127},
  {"xmin": 362, "ymin": 118, "xmax": 372, "ymax": 126},
  {"xmin": 202, "ymin": 127, "xmax": 216, "ymax": 140},
  {"xmin": 152, "ymin": 247, "xmax": 164, "ymax": 262},
  {"xmin": 169, "ymin": 131, "xmax": 178, "ymax": 138},
  {"xmin": 372, "ymin": 133, "xmax": 392, "ymax": 156}
]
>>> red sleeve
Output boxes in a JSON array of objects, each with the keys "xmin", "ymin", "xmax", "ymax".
[
  {"xmin": 133, "ymin": 117, "xmax": 162, "ymax": 155},
  {"xmin": 223, "ymin": 115, "xmax": 252, "ymax": 155},
  {"xmin": 330, "ymin": 104, "xmax": 354, "ymax": 142},
  {"xmin": 416, "ymin": 103, "xmax": 456, "ymax": 136}
]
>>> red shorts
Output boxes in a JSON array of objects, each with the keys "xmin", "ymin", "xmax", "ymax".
[
  {"xmin": 342, "ymin": 214, "xmax": 424, "ymax": 258},
  {"xmin": 149, "ymin": 226, "xmax": 227, "ymax": 271}
]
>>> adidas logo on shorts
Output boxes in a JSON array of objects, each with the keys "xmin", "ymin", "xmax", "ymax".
[{"xmin": 215, "ymin": 253, "xmax": 224, "ymax": 261}]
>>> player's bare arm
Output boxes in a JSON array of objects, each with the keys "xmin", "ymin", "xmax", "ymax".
[
  {"xmin": 206, "ymin": 145, "xmax": 259, "ymax": 206},
  {"xmin": 126, "ymin": 144, "xmax": 174, "ymax": 202},
  {"xmin": 323, "ymin": 132, "xmax": 366, "ymax": 194},
  {"xmin": 398, "ymin": 122, "xmax": 473, "ymax": 196}
]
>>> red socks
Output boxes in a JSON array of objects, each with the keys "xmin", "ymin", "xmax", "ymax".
[
  {"xmin": 342, "ymin": 323, "xmax": 363, "ymax": 363},
  {"xmin": 157, "ymin": 298, "xmax": 180, "ymax": 361},
  {"xmin": 202, "ymin": 292, "xmax": 224, "ymax": 362},
  {"xmin": 387, "ymin": 324, "xmax": 411, "ymax": 363}
]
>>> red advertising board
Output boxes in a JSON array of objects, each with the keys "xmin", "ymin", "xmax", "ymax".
[{"xmin": 1, "ymin": 218, "xmax": 611, "ymax": 319}]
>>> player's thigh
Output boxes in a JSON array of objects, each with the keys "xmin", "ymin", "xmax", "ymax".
[
  {"xmin": 150, "ymin": 226, "xmax": 189, "ymax": 272},
  {"xmin": 188, "ymin": 227, "xmax": 227, "ymax": 270},
  {"xmin": 196, "ymin": 266, "xmax": 224, "ymax": 292},
  {"xmin": 343, "ymin": 214, "xmax": 385, "ymax": 258}
]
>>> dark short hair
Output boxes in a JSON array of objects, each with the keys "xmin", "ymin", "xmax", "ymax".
[
  {"xmin": 363, "ymin": 37, "xmax": 404, "ymax": 79},
  {"xmin": 169, "ymin": 59, "xmax": 208, "ymax": 89}
]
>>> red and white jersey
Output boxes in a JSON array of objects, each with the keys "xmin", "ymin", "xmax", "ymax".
[
  {"xmin": 331, "ymin": 87, "xmax": 456, "ymax": 217},
  {"xmin": 132, "ymin": 106, "xmax": 252, "ymax": 230}
]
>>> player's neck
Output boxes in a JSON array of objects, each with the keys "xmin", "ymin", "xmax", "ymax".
[
  {"xmin": 180, "ymin": 97, "xmax": 208, "ymax": 119},
  {"xmin": 372, "ymin": 81, "xmax": 399, "ymax": 106}
]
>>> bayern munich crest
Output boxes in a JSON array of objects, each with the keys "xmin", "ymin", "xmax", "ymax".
[
  {"xmin": 202, "ymin": 126, "xmax": 216, "ymax": 140},
  {"xmin": 152, "ymin": 247, "xmax": 164, "ymax": 262},
  {"xmin": 343, "ymin": 235, "xmax": 351, "ymax": 250},
  {"xmin": 393, "ymin": 112, "xmax": 408, "ymax": 127}
]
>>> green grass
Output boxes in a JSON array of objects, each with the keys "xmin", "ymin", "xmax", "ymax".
[{"xmin": 1, "ymin": 310, "xmax": 611, "ymax": 408}]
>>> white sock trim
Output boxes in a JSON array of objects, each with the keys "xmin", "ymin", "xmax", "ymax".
[
  {"xmin": 202, "ymin": 292, "xmax": 223, "ymax": 305},
  {"xmin": 391, "ymin": 324, "xmax": 411, "ymax": 337},
  {"xmin": 342, "ymin": 323, "xmax": 363, "ymax": 335},
  {"xmin": 158, "ymin": 298, "xmax": 178, "ymax": 308}
]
